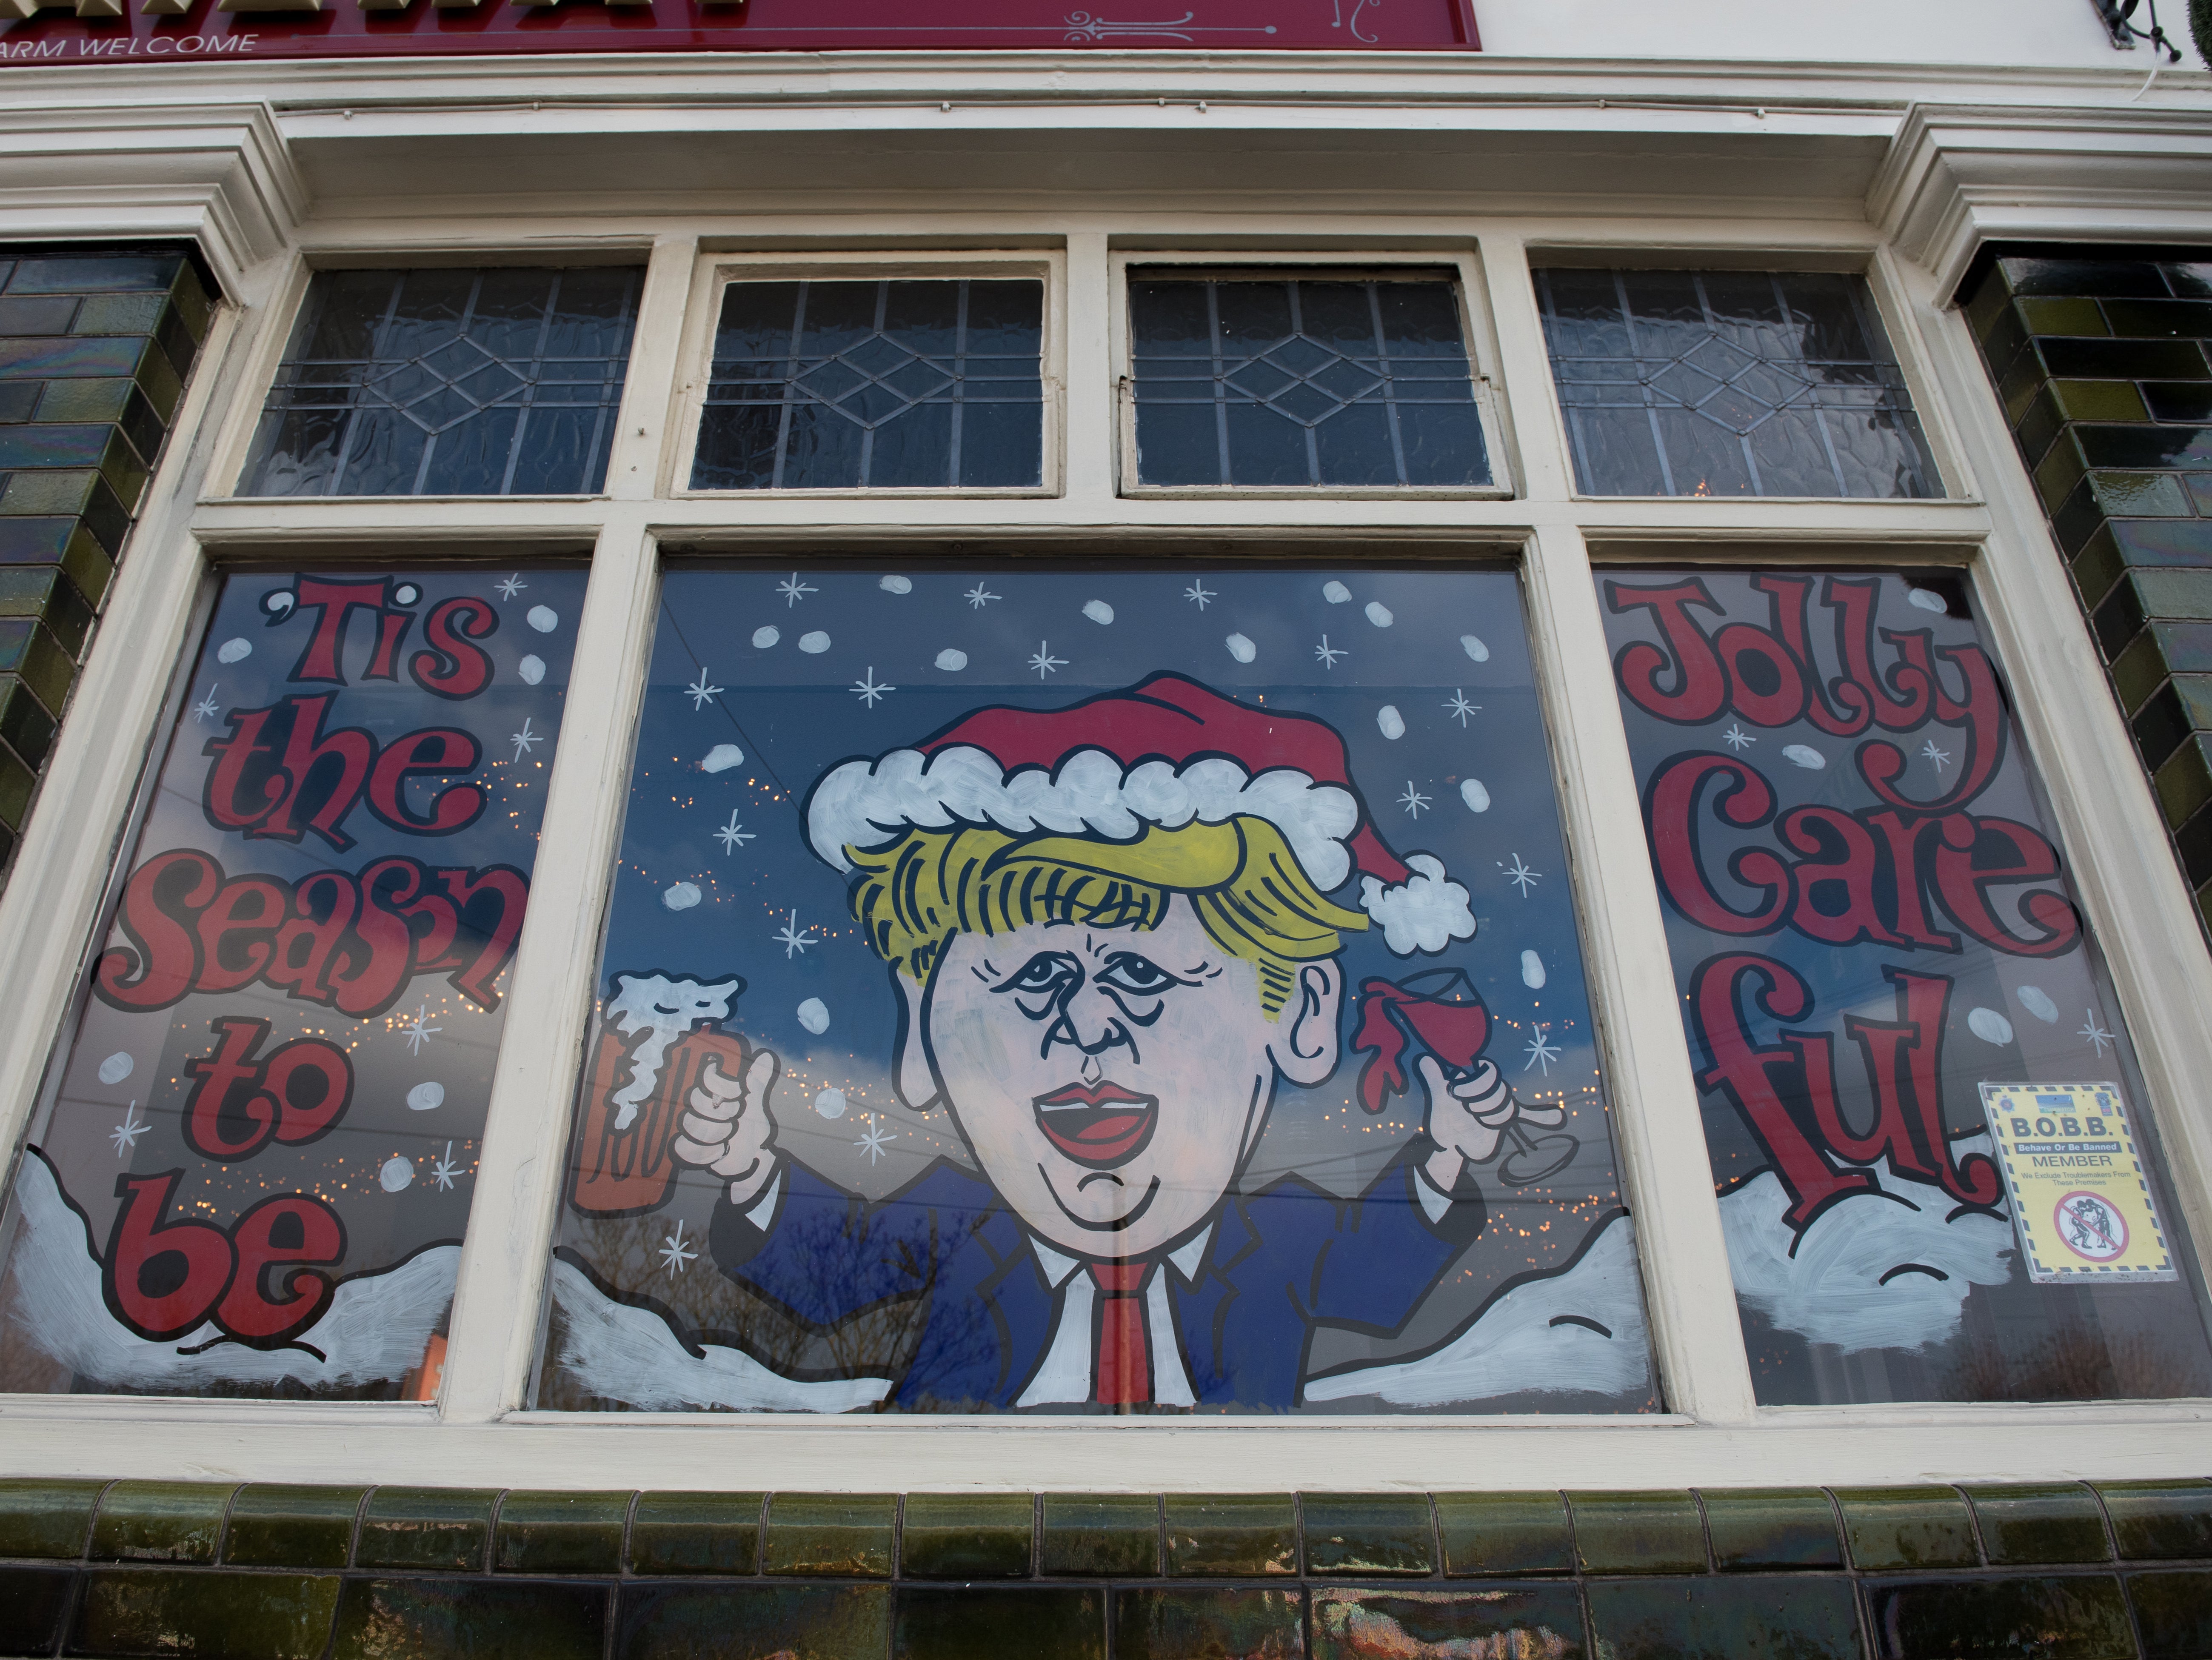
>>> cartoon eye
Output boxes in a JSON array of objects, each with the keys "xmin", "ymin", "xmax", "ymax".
[
  {"xmin": 1096, "ymin": 953, "xmax": 1180, "ymax": 998},
  {"xmin": 997, "ymin": 953, "xmax": 1080, "ymax": 1000}
]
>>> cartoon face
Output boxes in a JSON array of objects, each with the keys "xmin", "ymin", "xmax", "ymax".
[{"xmin": 896, "ymin": 896, "xmax": 1343, "ymax": 1261}]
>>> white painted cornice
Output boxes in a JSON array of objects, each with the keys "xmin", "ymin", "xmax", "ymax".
[
  {"xmin": 0, "ymin": 100, "xmax": 303, "ymax": 293},
  {"xmin": 1872, "ymin": 101, "xmax": 2212, "ymax": 294}
]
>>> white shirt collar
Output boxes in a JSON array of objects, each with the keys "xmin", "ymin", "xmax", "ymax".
[{"xmin": 1028, "ymin": 1225, "xmax": 1214, "ymax": 1289}]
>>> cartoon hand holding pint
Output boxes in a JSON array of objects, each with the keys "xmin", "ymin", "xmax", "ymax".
[{"xmin": 668, "ymin": 1039, "xmax": 782, "ymax": 1208}]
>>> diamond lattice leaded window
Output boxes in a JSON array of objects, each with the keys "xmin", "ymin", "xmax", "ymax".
[
  {"xmin": 241, "ymin": 267, "xmax": 642, "ymax": 498},
  {"xmin": 1127, "ymin": 273, "xmax": 1491, "ymax": 490},
  {"xmin": 690, "ymin": 279, "xmax": 1045, "ymax": 491},
  {"xmin": 1535, "ymin": 268, "xmax": 1939, "ymax": 499}
]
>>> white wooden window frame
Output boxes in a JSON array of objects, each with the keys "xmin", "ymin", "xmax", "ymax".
[
  {"xmin": 0, "ymin": 216, "xmax": 2204, "ymax": 1492},
  {"xmin": 1109, "ymin": 248, "xmax": 1517, "ymax": 502}
]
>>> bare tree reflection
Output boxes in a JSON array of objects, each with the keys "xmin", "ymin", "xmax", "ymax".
[{"xmin": 545, "ymin": 1191, "xmax": 1002, "ymax": 1412}]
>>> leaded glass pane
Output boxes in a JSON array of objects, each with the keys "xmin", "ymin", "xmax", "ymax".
[
  {"xmin": 1601, "ymin": 568, "xmax": 2212, "ymax": 1403},
  {"xmin": 534, "ymin": 565, "xmax": 1653, "ymax": 1415},
  {"xmin": 1537, "ymin": 268, "xmax": 1940, "ymax": 499},
  {"xmin": 240, "ymin": 268, "xmax": 642, "ymax": 498},
  {"xmin": 690, "ymin": 280, "xmax": 1045, "ymax": 491},
  {"xmin": 1129, "ymin": 275, "xmax": 1490, "ymax": 489}
]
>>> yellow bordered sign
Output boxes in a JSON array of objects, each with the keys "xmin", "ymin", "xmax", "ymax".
[{"xmin": 1978, "ymin": 1084, "xmax": 2176, "ymax": 1285}]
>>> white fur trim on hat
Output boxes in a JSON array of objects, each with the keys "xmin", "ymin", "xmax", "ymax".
[
  {"xmin": 1359, "ymin": 854, "xmax": 1478, "ymax": 955},
  {"xmin": 807, "ymin": 745, "xmax": 1361, "ymax": 890}
]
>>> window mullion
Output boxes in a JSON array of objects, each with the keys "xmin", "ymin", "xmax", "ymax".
[
  {"xmin": 1519, "ymin": 519, "xmax": 1760, "ymax": 1426},
  {"xmin": 438, "ymin": 519, "xmax": 660, "ymax": 1423},
  {"xmin": 606, "ymin": 236, "xmax": 702, "ymax": 502},
  {"xmin": 1471, "ymin": 233, "xmax": 1576, "ymax": 506}
]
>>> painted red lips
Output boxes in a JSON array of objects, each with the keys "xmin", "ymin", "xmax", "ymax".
[{"xmin": 1032, "ymin": 1081, "xmax": 1159, "ymax": 1168}]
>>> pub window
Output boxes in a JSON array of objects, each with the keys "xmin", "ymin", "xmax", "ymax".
[
  {"xmin": 533, "ymin": 561, "xmax": 1653, "ymax": 1415},
  {"xmin": 688, "ymin": 278, "xmax": 1047, "ymax": 491},
  {"xmin": 237, "ymin": 266, "xmax": 644, "ymax": 499},
  {"xmin": 1534, "ymin": 268, "xmax": 1939, "ymax": 499},
  {"xmin": 1601, "ymin": 565, "xmax": 2212, "ymax": 1403},
  {"xmin": 0, "ymin": 565, "xmax": 583, "ymax": 1398},
  {"xmin": 1123, "ymin": 269, "xmax": 1498, "ymax": 492}
]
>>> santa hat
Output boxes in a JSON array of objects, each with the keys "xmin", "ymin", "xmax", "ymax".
[{"xmin": 804, "ymin": 672, "xmax": 1476, "ymax": 956}]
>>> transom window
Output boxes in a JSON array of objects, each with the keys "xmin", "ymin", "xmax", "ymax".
[
  {"xmin": 1534, "ymin": 267, "xmax": 1939, "ymax": 499},
  {"xmin": 239, "ymin": 266, "xmax": 643, "ymax": 498},
  {"xmin": 689, "ymin": 278, "xmax": 1045, "ymax": 491},
  {"xmin": 1126, "ymin": 270, "xmax": 1493, "ymax": 490}
]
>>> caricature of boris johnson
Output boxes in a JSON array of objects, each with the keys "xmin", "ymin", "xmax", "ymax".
[{"xmin": 665, "ymin": 673, "xmax": 1560, "ymax": 1410}]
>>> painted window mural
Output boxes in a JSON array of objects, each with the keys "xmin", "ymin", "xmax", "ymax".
[
  {"xmin": 0, "ymin": 566, "xmax": 583, "ymax": 1398},
  {"xmin": 1602, "ymin": 568, "xmax": 2212, "ymax": 1403},
  {"xmin": 537, "ymin": 565, "xmax": 1656, "ymax": 1414}
]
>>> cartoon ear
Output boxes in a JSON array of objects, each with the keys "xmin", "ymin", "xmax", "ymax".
[
  {"xmin": 890, "ymin": 969, "xmax": 942, "ymax": 1112},
  {"xmin": 1268, "ymin": 961, "xmax": 1343, "ymax": 1089}
]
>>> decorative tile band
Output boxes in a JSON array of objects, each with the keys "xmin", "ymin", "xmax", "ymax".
[
  {"xmin": 0, "ymin": 1480, "xmax": 2202, "ymax": 1657},
  {"xmin": 1964, "ymin": 248, "xmax": 2212, "ymax": 938},
  {"xmin": 0, "ymin": 242, "xmax": 212, "ymax": 880}
]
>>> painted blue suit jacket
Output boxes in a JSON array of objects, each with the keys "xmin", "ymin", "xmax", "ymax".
[{"xmin": 708, "ymin": 1149, "xmax": 1483, "ymax": 1411}]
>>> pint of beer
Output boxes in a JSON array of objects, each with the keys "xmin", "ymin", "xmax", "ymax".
[{"xmin": 571, "ymin": 1020, "xmax": 749, "ymax": 1216}]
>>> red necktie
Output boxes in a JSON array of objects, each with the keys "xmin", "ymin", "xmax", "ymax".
[{"xmin": 1087, "ymin": 1261, "xmax": 1152, "ymax": 1406}]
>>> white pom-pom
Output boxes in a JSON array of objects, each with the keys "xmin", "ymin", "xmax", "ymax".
[{"xmin": 1359, "ymin": 854, "xmax": 1477, "ymax": 955}]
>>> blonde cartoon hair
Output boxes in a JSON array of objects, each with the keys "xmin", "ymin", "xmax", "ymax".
[{"xmin": 846, "ymin": 816, "xmax": 1367, "ymax": 1017}]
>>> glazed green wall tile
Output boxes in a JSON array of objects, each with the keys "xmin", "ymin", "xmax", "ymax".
[
  {"xmin": 1698, "ymin": 1489, "xmax": 1843, "ymax": 1571},
  {"xmin": 0, "ymin": 1563, "xmax": 73, "ymax": 1655},
  {"xmin": 1164, "ymin": 1495, "xmax": 1297, "ymax": 1577},
  {"xmin": 1965, "ymin": 1484, "xmax": 2111, "ymax": 1566},
  {"xmin": 627, "ymin": 1491, "xmax": 762, "ymax": 1576},
  {"xmin": 763, "ymin": 1495, "xmax": 896, "ymax": 1578},
  {"xmin": 901, "ymin": 1494, "xmax": 1032, "ymax": 1579},
  {"xmin": 1434, "ymin": 1492, "xmax": 1575, "ymax": 1577},
  {"xmin": 328, "ymin": 1576, "xmax": 608, "ymax": 1660},
  {"xmin": 354, "ymin": 1486, "xmax": 498, "ymax": 1572},
  {"xmin": 1834, "ymin": 1486, "xmax": 1980, "ymax": 1571},
  {"xmin": 2129, "ymin": 1567, "xmax": 2212, "ymax": 1659},
  {"xmin": 1312, "ymin": 1584, "xmax": 1583, "ymax": 1660},
  {"xmin": 0, "ymin": 244, "xmax": 212, "ymax": 892},
  {"xmin": 1113, "ymin": 1585, "xmax": 1301, "ymax": 1660},
  {"xmin": 1863, "ymin": 1574, "xmax": 2135, "ymax": 1660},
  {"xmin": 895, "ymin": 1586, "xmax": 1105, "ymax": 1660},
  {"xmin": 71, "ymin": 1568, "xmax": 340, "ymax": 1660},
  {"xmin": 495, "ymin": 1490, "xmax": 630, "ymax": 1574},
  {"xmin": 1968, "ymin": 248, "xmax": 2212, "ymax": 935},
  {"xmin": 1566, "ymin": 1492, "xmax": 1706, "ymax": 1575},
  {"xmin": 1301, "ymin": 1493, "xmax": 1434, "ymax": 1576},
  {"xmin": 223, "ymin": 1484, "xmax": 364, "ymax": 1570},
  {"xmin": 1586, "ymin": 1574, "xmax": 1861, "ymax": 1660},
  {"xmin": 617, "ymin": 1583, "xmax": 888, "ymax": 1660},
  {"xmin": 0, "ymin": 1477, "xmax": 107, "ymax": 1558},
  {"xmin": 88, "ymin": 1481, "xmax": 236, "ymax": 1564},
  {"xmin": 2097, "ymin": 1480, "xmax": 2212, "ymax": 1559},
  {"xmin": 1041, "ymin": 1495, "xmax": 1159, "ymax": 1576}
]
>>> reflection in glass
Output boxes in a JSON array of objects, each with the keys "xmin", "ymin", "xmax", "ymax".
[
  {"xmin": 690, "ymin": 280, "xmax": 1045, "ymax": 491},
  {"xmin": 0, "ymin": 568, "xmax": 586, "ymax": 1398},
  {"xmin": 1602, "ymin": 568, "xmax": 2212, "ymax": 1403},
  {"xmin": 240, "ymin": 268, "xmax": 642, "ymax": 497},
  {"xmin": 1128, "ymin": 275, "xmax": 1490, "ymax": 488},
  {"xmin": 536, "ymin": 566, "xmax": 1653, "ymax": 1415},
  {"xmin": 1536, "ymin": 269, "xmax": 1938, "ymax": 499}
]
